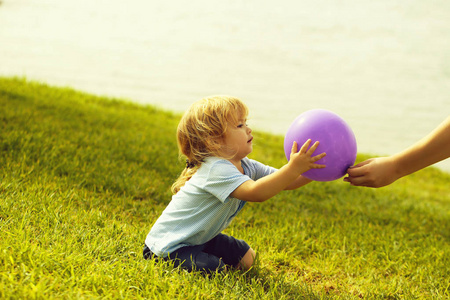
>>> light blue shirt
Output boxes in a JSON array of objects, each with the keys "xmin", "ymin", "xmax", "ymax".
[{"xmin": 145, "ymin": 156, "xmax": 277, "ymax": 257}]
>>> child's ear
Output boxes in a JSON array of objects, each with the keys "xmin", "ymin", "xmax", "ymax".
[
  {"xmin": 210, "ymin": 137, "xmax": 223, "ymax": 149},
  {"xmin": 208, "ymin": 136, "xmax": 226, "ymax": 155}
]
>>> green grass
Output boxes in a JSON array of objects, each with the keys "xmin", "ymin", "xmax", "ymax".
[{"xmin": 1, "ymin": 77, "xmax": 449, "ymax": 299}]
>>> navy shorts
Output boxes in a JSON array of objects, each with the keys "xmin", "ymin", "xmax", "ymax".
[{"xmin": 143, "ymin": 233, "xmax": 250, "ymax": 274}]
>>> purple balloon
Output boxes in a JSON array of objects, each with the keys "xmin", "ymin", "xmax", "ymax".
[{"xmin": 284, "ymin": 109, "xmax": 357, "ymax": 181}]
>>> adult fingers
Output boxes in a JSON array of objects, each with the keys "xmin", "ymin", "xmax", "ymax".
[
  {"xmin": 346, "ymin": 159, "xmax": 374, "ymax": 177},
  {"xmin": 345, "ymin": 176, "xmax": 373, "ymax": 187}
]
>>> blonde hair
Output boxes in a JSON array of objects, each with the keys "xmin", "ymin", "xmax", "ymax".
[{"xmin": 171, "ymin": 95, "xmax": 249, "ymax": 194}]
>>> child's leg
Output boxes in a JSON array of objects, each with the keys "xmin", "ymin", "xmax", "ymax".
[
  {"xmin": 203, "ymin": 233, "xmax": 253, "ymax": 270},
  {"xmin": 145, "ymin": 234, "xmax": 254, "ymax": 274},
  {"xmin": 144, "ymin": 243, "xmax": 225, "ymax": 274},
  {"xmin": 238, "ymin": 247, "xmax": 256, "ymax": 270},
  {"xmin": 170, "ymin": 244, "xmax": 226, "ymax": 274}
]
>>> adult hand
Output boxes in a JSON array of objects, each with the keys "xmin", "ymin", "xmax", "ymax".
[
  {"xmin": 344, "ymin": 157, "xmax": 400, "ymax": 188},
  {"xmin": 345, "ymin": 116, "xmax": 450, "ymax": 188}
]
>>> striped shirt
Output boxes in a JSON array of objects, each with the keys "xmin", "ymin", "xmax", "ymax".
[{"xmin": 145, "ymin": 156, "xmax": 277, "ymax": 257}]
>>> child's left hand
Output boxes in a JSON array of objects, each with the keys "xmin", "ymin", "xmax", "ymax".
[{"xmin": 288, "ymin": 139, "xmax": 326, "ymax": 174}]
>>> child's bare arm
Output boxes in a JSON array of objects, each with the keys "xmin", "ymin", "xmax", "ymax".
[
  {"xmin": 231, "ymin": 140, "xmax": 325, "ymax": 202},
  {"xmin": 284, "ymin": 175, "xmax": 312, "ymax": 190}
]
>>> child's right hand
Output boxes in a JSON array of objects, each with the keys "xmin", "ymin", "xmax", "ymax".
[{"xmin": 288, "ymin": 139, "xmax": 326, "ymax": 174}]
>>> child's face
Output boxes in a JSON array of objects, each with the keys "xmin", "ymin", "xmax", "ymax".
[{"xmin": 222, "ymin": 118, "xmax": 253, "ymax": 162}]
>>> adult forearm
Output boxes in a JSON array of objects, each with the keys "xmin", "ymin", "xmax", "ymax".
[{"xmin": 393, "ymin": 116, "xmax": 450, "ymax": 178}]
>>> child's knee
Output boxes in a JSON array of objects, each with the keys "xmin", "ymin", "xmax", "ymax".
[{"xmin": 239, "ymin": 247, "xmax": 256, "ymax": 270}]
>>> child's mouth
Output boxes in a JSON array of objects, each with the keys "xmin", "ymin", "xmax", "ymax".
[{"xmin": 248, "ymin": 137, "xmax": 253, "ymax": 143}]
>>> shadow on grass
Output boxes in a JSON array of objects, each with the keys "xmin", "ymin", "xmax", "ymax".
[
  {"xmin": 239, "ymin": 266, "xmax": 329, "ymax": 299},
  {"xmin": 147, "ymin": 258, "xmax": 330, "ymax": 299}
]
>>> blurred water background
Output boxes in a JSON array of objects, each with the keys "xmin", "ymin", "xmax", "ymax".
[{"xmin": 1, "ymin": 0, "xmax": 449, "ymax": 172}]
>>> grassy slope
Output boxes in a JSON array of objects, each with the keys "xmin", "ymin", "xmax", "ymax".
[{"xmin": 1, "ymin": 77, "xmax": 449, "ymax": 299}]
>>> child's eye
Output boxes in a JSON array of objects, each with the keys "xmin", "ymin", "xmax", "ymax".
[{"xmin": 237, "ymin": 120, "xmax": 248, "ymax": 128}]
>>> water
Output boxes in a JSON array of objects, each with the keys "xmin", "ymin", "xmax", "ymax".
[{"xmin": 1, "ymin": 0, "xmax": 449, "ymax": 172}]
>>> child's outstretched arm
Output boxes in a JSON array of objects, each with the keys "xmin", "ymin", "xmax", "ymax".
[
  {"xmin": 231, "ymin": 140, "xmax": 326, "ymax": 202},
  {"xmin": 284, "ymin": 175, "xmax": 313, "ymax": 190}
]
